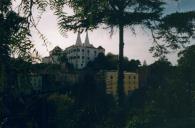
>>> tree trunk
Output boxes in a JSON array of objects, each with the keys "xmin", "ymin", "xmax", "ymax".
[{"xmin": 117, "ymin": 24, "xmax": 125, "ymax": 105}]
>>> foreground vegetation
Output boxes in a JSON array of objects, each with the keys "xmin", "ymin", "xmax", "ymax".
[
  {"xmin": 1, "ymin": 46, "xmax": 195, "ymax": 128},
  {"xmin": 1, "ymin": 0, "xmax": 195, "ymax": 128}
]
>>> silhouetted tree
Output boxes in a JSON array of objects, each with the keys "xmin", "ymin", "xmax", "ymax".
[{"xmin": 125, "ymin": 59, "xmax": 141, "ymax": 72}]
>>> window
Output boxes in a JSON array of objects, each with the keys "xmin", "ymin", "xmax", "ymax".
[
  {"xmin": 107, "ymin": 86, "xmax": 112, "ymax": 89},
  {"xmin": 82, "ymin": 56, "xmax": 84, "ymax": 59},
  {"xmin": 129, "ymin": 76, "xmax": 131, "ymax": 79},
  {"xmin": 128, "ymin": 90, "xmax": 132, "ymax": 94},
  {"xmin": 39, "ymin": 79, "xmax": 42, "ymax": 85},
  {"xmin": 134, "ymin": 76, "xmax": 136, "ymax": 79},
  {"xmin": 82, "ymin": 49, "xmax": 84, "ymax": 52},
  {"xmin": 110, "ymin": 75, "xmax": 113, "ymax": 79}
]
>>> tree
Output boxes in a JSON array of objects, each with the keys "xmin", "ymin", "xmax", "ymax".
[
  {"xmin": 0, "ymin": 1, "xmax": 46, "ymax": 127},
  {"xmin": 0, "ymin": 1, "xmax": 36, "ymax": 62},
  {"xmin": 177, "ymin": 45, "xmax": 195, "ymax": 117},
  {"xmin": 50, "ymin": 0, "xmax": 195, "ymax": 104},
  {"xmin": 126, "ymin": 66, "xmax": 192, "ymax": 128},
  {"xmin": 125, "ymin": 59, "xmax": 141, "ymax": 72},
  {"xmin": 178, "ymin": 45, "xmax": 195, "ymax": 82},
  {"xmin": 147, "ymin": 57, "xmax": 172, "ymax": 87},
  {"xmin": 87, "ymin": 52, "xmax": 141, "ymax": 72},
  {"xmin": 126, "ymin": 52, "xmax": 195, "ymax": 128},
  {"xmin": 0, "ymin": 0, "xmax": 36, "ymax": 91}
]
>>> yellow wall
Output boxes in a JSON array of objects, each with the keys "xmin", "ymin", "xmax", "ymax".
[{"xmin": 105, "ymin": 71, "xmax": 139, "ymax": 96}]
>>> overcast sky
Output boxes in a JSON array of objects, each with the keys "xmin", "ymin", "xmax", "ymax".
[{"xmin": 14, "ymin": 0, "xmax": 195, "ymax": 65}]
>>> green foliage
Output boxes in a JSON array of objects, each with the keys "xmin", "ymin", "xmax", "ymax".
[
  {"xmin": 87, "ymin": 53, "xmax": 117, "ymax": 70},
  {"xmin": 178, "ymin": 45, "xmax": 195, "ymax": 112},
  {"xmin": 126, "ymin": 53, "xmax": 195, "ymax": 128},
  {"xmin": 150, "ymin": 11, "xmax": 195, "ymax": 56},
  {"xmin": 18, "ymin": 0, "xmax": 48, "ymax": 18},
  {"xmin": 68, "ymin": 70, "xmax": 117, "ymax": 128},
  {"xmin": 47, "ymin": 93, "xmax": 74, "ymax": 128},
  {"xmin": 178, "ymin": 45, "xmax": 195, "ymax": 74},
  {"xmin": 54, "ymin": 0, "xmax": 164, "ymax": 30},
  {"xmin": 87, "ymin": 53, "xmax": 141, "ymax": 72},
  {"xmin": 0, "ymin": 0, "xmax": 35, "ymax": 61},
  {"xmin": 147, "ymin": 57, "xmax": 172, "ymax": 87},
  {"xmin": 161, "ymin": 11, "xmax": 195, "ymax": 35}
]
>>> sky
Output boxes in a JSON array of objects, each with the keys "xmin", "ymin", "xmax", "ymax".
[{"xmin": 13, "ymin": 0, "xmax": 195, "ymax": 65}]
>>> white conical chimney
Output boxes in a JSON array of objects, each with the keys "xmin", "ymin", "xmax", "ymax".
[
  {"xmin": 84, "ymin": 31, "xmax": 90, "ymax": 46},
  {"xmin": 76, "ymin": 32, "xmax": 82, "ymax": 46}
]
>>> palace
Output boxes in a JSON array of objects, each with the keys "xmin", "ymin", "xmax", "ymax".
[{"xmin": 42, "ymin": 32, "xmax": 105, "ymax": 69}]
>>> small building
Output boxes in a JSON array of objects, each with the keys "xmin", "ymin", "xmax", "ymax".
[
  {"xmin": 42, "ymin": 46, "xmax": 63, "ymax": 64},
  {"xmin": 17, "ymin": 73, "xmax": 43, "ymax": 95},
  {"xmin": 97, "ymin": 70, "xmax": 139, "ymax": 96}
]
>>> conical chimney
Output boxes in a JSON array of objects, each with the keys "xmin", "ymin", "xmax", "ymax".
[
  {"xmin": 84, "ymin": 31, "xmax": 90, "ymax": 46},
  {"xmin": 76, "ymin": 32, "xmax": 82, "ymax": 46}
]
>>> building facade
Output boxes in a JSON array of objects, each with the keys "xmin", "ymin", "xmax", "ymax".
[
  {"xmin": 97, "ymin": 70, "xmax": 139, "ymax": 96},
  {"xmin": 17, "ymin": 73, "xmax": 43, "ymax": 95},
  {"xmin": 64, "ymin": 32, "xmax": 105, "ymax": 69}
]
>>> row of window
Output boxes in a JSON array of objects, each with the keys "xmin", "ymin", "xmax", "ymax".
[
  {"xmin": 107, "ymin": 81, "xmax": 136, "ymax": 85},
  {"xmin": 68, "ymin": 56, "xmax": 90, "ymax": 60},
  {"xmin": 110, "ymin": 75, "xmax": 137, "ymax": 80},
  {"xmin": 75, "ymin": 63, "xmax": 84, "ymax": 67},
  {"xmin": 106, "ymin": 85, "xmax": 137, "ymax": 90},
  {"xmin": 66, "ymin": 49, "xmax": 97, "ymax": 54}
]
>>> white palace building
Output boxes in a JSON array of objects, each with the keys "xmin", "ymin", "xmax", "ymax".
[{"xmin": 42, "ymin": 32, "xmax": 105, "ymax": 69}]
